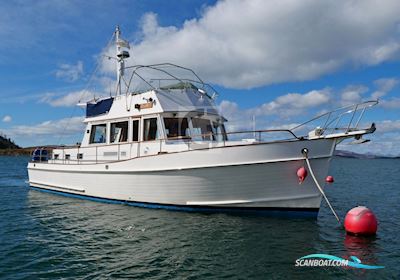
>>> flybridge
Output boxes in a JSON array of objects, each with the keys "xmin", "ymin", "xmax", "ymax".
[{"xmin": 81, "ymin": 25, "xmax": 220, "ymax": 120}]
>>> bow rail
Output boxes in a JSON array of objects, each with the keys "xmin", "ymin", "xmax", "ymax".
[{"xmin": 291, "ymin": 100, "xmax": 378, "ymax": 136}]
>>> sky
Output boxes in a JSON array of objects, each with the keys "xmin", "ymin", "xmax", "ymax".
[{"xmin": 0, "ymin": 0, "xmax": 399, "ymax": 156}]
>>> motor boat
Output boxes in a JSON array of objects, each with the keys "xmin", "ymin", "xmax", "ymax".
[{"xmin": 27, "ymin": 27, "xmax": 377, "ymax": 217}]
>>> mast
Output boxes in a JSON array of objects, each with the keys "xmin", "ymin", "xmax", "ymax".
[{"xmin": 115, "ymin": 26, "xmax": 130, "ymax": 96}]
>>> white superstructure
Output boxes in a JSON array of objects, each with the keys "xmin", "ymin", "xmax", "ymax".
[{"xmin": 27, "ymin": 27, "xmax": 377, "ymax": 217}]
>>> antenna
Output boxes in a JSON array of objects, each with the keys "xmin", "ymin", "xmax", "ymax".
[{"xmin": 115, "ymin": 26, "xmax": 130, "ymax": 96}]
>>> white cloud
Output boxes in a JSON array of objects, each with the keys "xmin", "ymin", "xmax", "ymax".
[
  {"xmin": 218, "ymin": 100, "xmax": 249, "ymax": 131},
  {"xmin": 218, "ymin": 100, "xmax": 240, "ymax": 119},
  {"xmin": 371, "ymin": 91, "xmax": 386, "ymax": 100},
  {"xmin": 40, "ymin": 90, "xmax": 99, "ymax": 107},
  {"xmin": 218, "ymin": 88, "xmax": 331, "ymax": 131},
  {"xmin": 371, "ymin": 78, "xmax": 399, "ymax": 99},
  {"xmin": 2, "ymin": 115, "xmax": 12, "ymax": 122},
  {"xmin": 101, "ymin": 0, "xmax": 400, "ymax": 89},
  {"xmin": 55, "ymin": 61, "xmax": 84, "ymax": 82},
  {"xmin": 379, "ymin": 97, "xmax": 400, "ymax": 109},
  {"xmin": 219, "ymin": 88, "xmax": 332, "ymax": 119},
  {"xmin": 374, "ymin": 78, "xmax": 399, "ymax": 92},
  {"xmin": 6, "ymin": 116, "xmax": 84, "ymax": 137},
  {"xmin": 340, "ymin": 85, "xmax": 369, "ymax": 105},
  {"xmin": 253, "ymin": 88, "xmax": 331, "ymax": 118},
  {"xmin": 375, "ymin": 120, "xmax": 400, "ymax": 133}
]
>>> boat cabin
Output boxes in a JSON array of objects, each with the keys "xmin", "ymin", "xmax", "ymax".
[{"xmin": 51, "ymin": 84, "xmax": 228, "ymax": 163}]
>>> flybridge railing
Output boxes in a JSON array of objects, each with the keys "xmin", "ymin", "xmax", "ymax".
[
  {"xmin": 150, "ymin": 78, "xmax": 218, "ymax": 99},
  {"xmin": 44, "ymin": 129, "xmax": 300, "ymax": 165},
  {"xmin": 123, "ymin": 63, "xmax": 218, "ymax": 98},
  {"xmin": 290, "ymin": 100, "xmax": 378, "ymax": 136}
]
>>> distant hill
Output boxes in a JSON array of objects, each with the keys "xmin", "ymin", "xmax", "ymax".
[
  {"xmin": 0, "ymin": 134, "xmax": 20, "ymax": 149},
  {"xmin": 335, "ymin": 150, "xmax": 399, "ymax": 159}
]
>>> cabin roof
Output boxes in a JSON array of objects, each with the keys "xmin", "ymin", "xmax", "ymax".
[
  {"xmin": 83, "ymin": 88, "xmax": 221, "ymax": 122},
  {"xmin": 156, "ymin": 88, "xmax": 218, "ymax": 115}
]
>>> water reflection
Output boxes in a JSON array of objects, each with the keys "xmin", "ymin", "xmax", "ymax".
[
  {"xmin": 343, "ymin": 234, "xmax": 380, "ymax": 263},
  {"xmin": 26, "ymin": 189, "xmax": 323, "ymax": 278}
]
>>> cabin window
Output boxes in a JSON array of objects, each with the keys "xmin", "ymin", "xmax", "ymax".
[
  {"xmin": 65, "ymin": 154, "xmax": 70, "ymax": 160},
  {"xmin": 90, "ymin": 124, "xmax": 107, "ymax": 144},
  {"xmin": 132, "ymin": 120, "xmax": 139, "ymax": 142},
  {"xmin": 54, "ymin": 154, "xmax": 59, "ymax": 160},
  {"xmin": 191, "ymin": 118, "xmax": 214, "ymax": 141},
  {"xmin": 110, "ymin": 121, "xmax": 128, "ymax": 143},
  {"xmin": 163, "ymin": 118, "xmax": 190, "ymax": 139},
  {"xmin": 212, "ymin": 122, "xmax": 228, "ymax": 141},
  {"xmin": 77, "ymin": 153, "xmax": 83, "ymax": 160},
  {"xmin": 143, "ymin": 118, "xmax": 158, "ymax": 141}
]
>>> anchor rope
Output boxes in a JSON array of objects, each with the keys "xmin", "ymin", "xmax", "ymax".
[{"xmin": 302, "ymin": 148, "xmax": 340, "ymax": 223}]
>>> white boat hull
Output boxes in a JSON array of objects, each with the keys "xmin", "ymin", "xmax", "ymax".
[{"xmin": 28, "ymin": 139, "xmax": 336, "ymax": 216}]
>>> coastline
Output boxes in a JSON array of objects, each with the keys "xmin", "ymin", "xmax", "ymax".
[{"xmin": 0, "ymin": 148, "xmax": 34, "ymax": 156}]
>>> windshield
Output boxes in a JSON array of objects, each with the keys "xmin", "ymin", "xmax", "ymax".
[
  {"xmin": 164, "ymin": 118, "xmax": 190, "ymax": 139},
  {"xmin": 191, "ymin": 118, "xmax": 214, "ymax": 141}
]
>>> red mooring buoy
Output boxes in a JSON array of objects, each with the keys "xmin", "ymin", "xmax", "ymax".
[
  {"xmin": 297, "ymin": 167, "xmax": 307, "ymax": 184},
  {"xmin": 344, "ymin": 206, "xmax": 378, "ymax": 236},
  {"xmin": 325, "ymin": 175, "xmax": 334, "ymax": 183}
]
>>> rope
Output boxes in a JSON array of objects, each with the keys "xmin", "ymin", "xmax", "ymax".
[{"xmin": 302, "ymin": 148, "xmax": 340, "ymax": 223}]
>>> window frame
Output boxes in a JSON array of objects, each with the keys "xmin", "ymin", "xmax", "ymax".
[
  {"xmin": 89, "ymin": 123, "xmax": 108, "ymax": 144},
  {"xmin": 132, "ymin": 118, "xmax": 140, "ymax": 142},
  {"xmin": 142, "ymin": 116, "xmax": 160, "ymax": 142},
  {"xmin": 163, "ymin": 117, "xmax": 191, "ymax": 140},
  {"xmin": 190, "ymin": 117, "xmax": 215, "ymax": 141},
  {"xmin": 109, "ymin": 120, "xmax": 129, "ymax": 144}
]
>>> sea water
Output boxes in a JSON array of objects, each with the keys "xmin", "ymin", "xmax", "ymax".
[{"xmin": 0, "ymin": 156, "xmax": 399, "ymax": 279}]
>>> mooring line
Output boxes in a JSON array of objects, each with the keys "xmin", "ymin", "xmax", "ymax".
[{"xmin": 302, "ymin": 148, "xmax": 340, "ymax": 223}]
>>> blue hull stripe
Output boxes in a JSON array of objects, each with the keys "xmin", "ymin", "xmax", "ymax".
[{"xmin": 30, "ymin": 186, "xmax": 319, "ymax": 218}]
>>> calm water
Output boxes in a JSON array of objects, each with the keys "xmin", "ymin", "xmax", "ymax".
[{"xmin": 0, "ymin": 156, "xmax": 399, "ymax": 279}]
